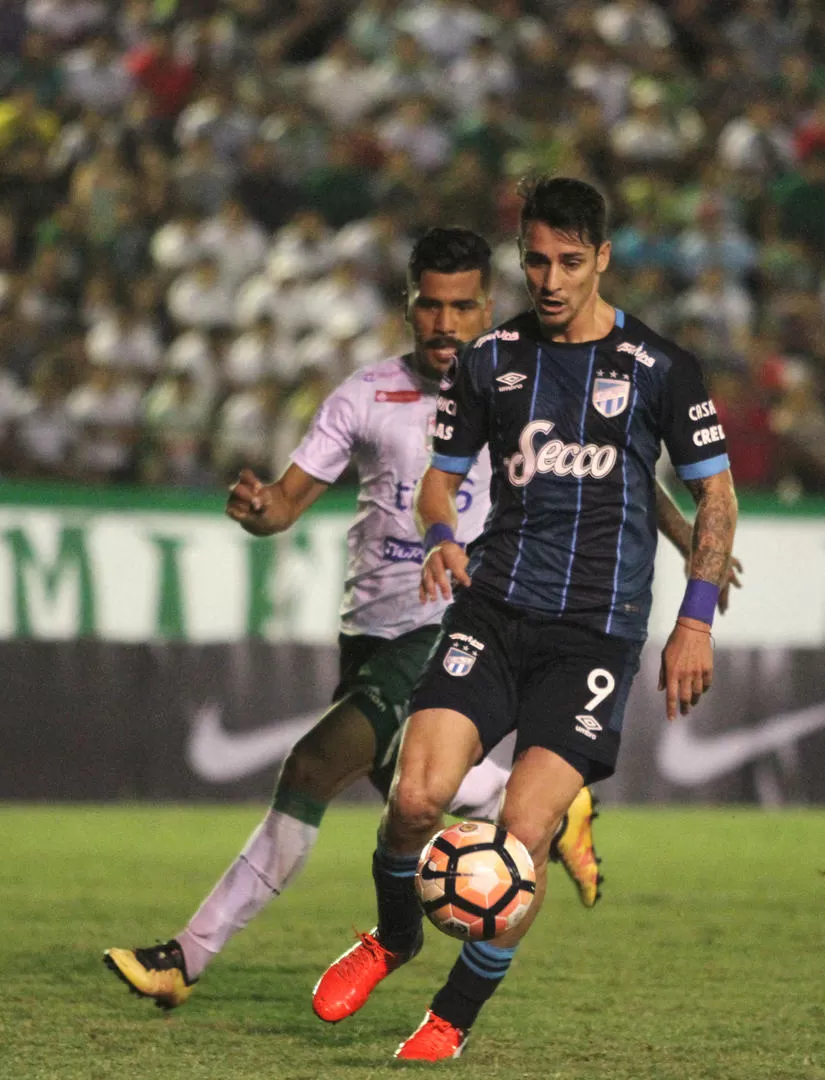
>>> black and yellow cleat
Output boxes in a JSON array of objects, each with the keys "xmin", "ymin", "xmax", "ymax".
[
  {"xmin": 103, "ymin": 940, "xmax": 195, "ymax": 1010},
  {"xmin": 550, "ymin": 786, "xmax": 603, "ymax": 909}
]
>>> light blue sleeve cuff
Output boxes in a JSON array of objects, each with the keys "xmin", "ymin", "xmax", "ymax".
[
  {"xmin": 431, "ymin": 452, "xmax": 476, "ymax": 474},
  {"xmin": 675, "ymin": 453, "xmax": 730, "ymax": 481}
]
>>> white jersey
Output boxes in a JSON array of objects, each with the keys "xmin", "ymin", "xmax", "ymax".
[{"xmin": 291, "ymin": 354, "xmax": 492, "ymax": 639}]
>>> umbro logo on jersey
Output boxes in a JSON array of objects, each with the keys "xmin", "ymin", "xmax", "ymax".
[
  {"xmin": 575, "ymin": 714, "xmax": 602, "ymax": 741},
  {"xmin": 496, "ymin": 372, "xmax": 527, "ymax": 392}
]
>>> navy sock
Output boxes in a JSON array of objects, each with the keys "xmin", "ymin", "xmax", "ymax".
[
  {"xmin": 430, "ymin": 941, "xmax": 517, "ymax": 1031},
  {"xmin": 372, "ymin": 840, "xmax": 424, "ymax": 955}
]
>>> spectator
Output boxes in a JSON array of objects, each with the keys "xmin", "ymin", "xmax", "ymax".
[
  {"xmin": 124, "ymin": 27, "xmax": 195, "ymax": 133},
  {"xmin": 62, "ymin": 33, "xmax": 132, "ymax": 116},
  {"xmin": 376, "ymin": 97, "xmax": 452, "ymax": 173},
  {"xmin": 66, "ymin": 363, "xmax": 142, "ymax": 481},
  {"xmin": 395, "ymin": 0, "xmax": 494, "ymax": 63},
  {"xmin": 224, "ymin": 316, "xmax": 298, "ymax": 388},
  {"xmin": 717, "ymin": 97, "xmax": 796, "ymax": 178},
  {"xmin": 235, "ymin": 140, "xmax": 301, "ymax": 233},
  {"xmin": 173, "ymin": 136, "xmax": 236, "ymax": 216},
  {"xmin": 213, "ymin": 376, "xmax": 285, "ymax": 480},
  {"xmin": 198, "ymin": 197, "xmax": 268, "ymax": 287},
  {"xmin": 141, "ymin": 368, "xmax": 213, "ymax": 487},
  {"xmin": 167, "ymin": 256, "xmax": 234, "ymax": 330},
  {"xmin": 86, "ymin": 301, "xmax": 162, "ymax": 380},
  {"xmin": 13, "ymin": 354, "xmax": 79, "ymax": 478}
]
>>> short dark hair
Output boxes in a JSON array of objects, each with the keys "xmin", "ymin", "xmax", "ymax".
[
  {"xmin": 407, "ymin": 227, "xmax": 492, "ymax": 291},
  {"xmin": 518, "ymin": 175, "xmax": 608, "ymax": 249}
]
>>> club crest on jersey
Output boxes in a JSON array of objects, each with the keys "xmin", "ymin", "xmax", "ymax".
[
  {"xmin": 443, "ymin": 646, "xmax": 476, "ymax": 677},
  {"xmin": 592, "ymin": 378, "xmax": 630, "ymax": 418}
]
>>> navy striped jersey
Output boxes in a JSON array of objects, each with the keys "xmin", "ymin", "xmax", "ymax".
[{"xmin": 431, "ymin": 308, "xmax": 730, "ymax": 642}]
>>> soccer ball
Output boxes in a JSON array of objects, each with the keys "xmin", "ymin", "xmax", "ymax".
[{"xmin": 415, "ymin": 821, "xmax": 536, "ymax": 941}]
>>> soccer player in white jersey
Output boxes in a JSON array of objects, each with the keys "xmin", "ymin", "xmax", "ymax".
[{"xmin": 102, "ymin": 227, "xmax": 736, "ymax": 1011}]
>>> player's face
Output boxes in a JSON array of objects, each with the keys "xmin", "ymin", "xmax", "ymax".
[
  {"xmin": 407, "ymin": 269, "xmax": 492, "ymax": 378},
  {"xmin": 520, "ymin": 220, "xmax": 611, "ymax": 340}
]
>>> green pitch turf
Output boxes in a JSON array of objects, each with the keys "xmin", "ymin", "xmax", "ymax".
[{"xmin": 1, "ymin": 804, "xmax": 823, "ymax": 1080}]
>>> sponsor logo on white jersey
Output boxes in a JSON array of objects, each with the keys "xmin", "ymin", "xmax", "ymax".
[
  {"xmin": 575, "ymin": 714, "xmax": 602, "ymax": 740},
  {"xmin": 592, "ymin": 378, "xmax": 630, "ymax": 418},
  {"xmin": 508, "ymin": 420, "xmax": 618, "ymax": 487},
  {"xmin": 374, "ymin": 389, "xmax": 422, "ymax": 403},
  {"xmin": 496, "ymin": 371, "xmax": 527, "ymax": 392},
  {"xmin": 616, "ymin": 341, "xmax": 656, "ymax": 367},
  {"xmin": 474, "ymin": 329, "xmax": 520, "ymax": 349}
]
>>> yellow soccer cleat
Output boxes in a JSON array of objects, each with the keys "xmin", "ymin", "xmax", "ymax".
[
  {"xmin": 103, "ymin": 940, "xmax": 195, "ymax": 1010},
  {"xmin": 549, "ymin": 786, "xmax": 603, "ymax": 908}
]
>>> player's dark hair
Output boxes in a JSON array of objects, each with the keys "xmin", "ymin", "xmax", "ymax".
[
  {"xmin": 407, "ymin": 227, "xmax": 492, "ymax": 291},
  {"xmin": 518, "ymin": 175, "xmax": 608, "ymax": 250}
]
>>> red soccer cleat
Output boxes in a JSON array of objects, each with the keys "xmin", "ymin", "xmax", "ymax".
[
  {"xmin": 395, "ymin": 1010, "xmax": 468, "ymax": 1060},
  {"xmin": 312, "ymin": 929, "xmax": 420, "ymax": 1023}
]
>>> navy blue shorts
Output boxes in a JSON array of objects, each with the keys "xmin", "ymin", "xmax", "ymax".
[{"xmin": 409, "ymin": 587, "xmax": 643, "ymax": 784}]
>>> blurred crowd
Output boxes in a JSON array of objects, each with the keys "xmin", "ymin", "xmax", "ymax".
[{"xmin": 0, "ymin": 0, "xmax": 824, "ymax": 494}]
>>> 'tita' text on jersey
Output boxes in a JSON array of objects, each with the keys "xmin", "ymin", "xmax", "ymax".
[{"xmin": 432, "ymin": 310, "xmax": 730, "ymax": 641}]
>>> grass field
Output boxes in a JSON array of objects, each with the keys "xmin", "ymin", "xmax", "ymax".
[{"xmin": 2, "ymin": 804, "xmax": 824, "ymax": 1080}]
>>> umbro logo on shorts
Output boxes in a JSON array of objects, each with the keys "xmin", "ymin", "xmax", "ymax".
[{"xmin": 575, "ymin": 714, "xmax": 602, "ymax": 741}]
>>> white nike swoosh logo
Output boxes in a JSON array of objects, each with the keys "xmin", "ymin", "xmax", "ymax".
[
  {"xmin": 186, "ymin": 704, "xmax": 320, "ymax": 783},
  {"xmin": 656, "ymin": 701, "xmax": 825, "ymax": 785}
]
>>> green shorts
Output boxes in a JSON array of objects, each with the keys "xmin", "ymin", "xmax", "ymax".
[{"xmin": 334, "ymin": 625, "xmax": 440, "ymax": 798}]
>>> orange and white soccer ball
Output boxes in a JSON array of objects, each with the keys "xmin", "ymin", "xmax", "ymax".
[{"xmin": 415, "ymin": 821, "xmax": 536, "ymax": 941}]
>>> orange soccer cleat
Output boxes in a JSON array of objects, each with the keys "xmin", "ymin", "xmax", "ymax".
[
  {"xmin": 312, "ymin": 928, "xmax": 421, "ymax": 1023},
  {"xmin": 395, "ymin": 1011, "xmax": 468, "ymax": 1061}
]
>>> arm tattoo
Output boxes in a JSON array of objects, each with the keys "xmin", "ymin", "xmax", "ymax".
[{"xmin": 684, "ymin": 475, "xmax": 738, "ymax": 586}]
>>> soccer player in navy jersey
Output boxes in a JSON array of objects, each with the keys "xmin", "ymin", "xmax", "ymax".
[{"xmin": 313, "ymin": 176, "xmax": 738, "ymax": 1060}]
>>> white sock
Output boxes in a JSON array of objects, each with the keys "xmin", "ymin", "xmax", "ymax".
[
  {"xmin": 449, "ymin": 757, "xmax": 510, "ymax": 822},
  {"xmin": 177, "ymin": 809, "xmax": 319, "ymax": 980}
]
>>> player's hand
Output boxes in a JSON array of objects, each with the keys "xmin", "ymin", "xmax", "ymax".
[
  {"xmin": 717, "ymin": 556, "xmax": 743, "ymax": 615},
  {"xmin": 658, "ymin": 617, "xmax": 713, "ymax": 722},
  {"xmin": 226, "ymin": 468, "xmax": 275, "ymax": 536},
  {"xmin": 420, "ymin": 541, "xmax": 470, "ymax": 603}
]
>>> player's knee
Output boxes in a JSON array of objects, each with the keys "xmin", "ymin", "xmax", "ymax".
[
  {"xmin": 500, "ymin": 812, "xmax": 560, "ymax": 868},
  {"xmin": 279, "ymin": 744, "xmax": 335, "ymax": 801},
  {"xmin": 390, "ymin": 777, "xmax": 445, "ymax": 835}
]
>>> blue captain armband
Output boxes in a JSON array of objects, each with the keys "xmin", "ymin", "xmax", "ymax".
[{"xmin": 679, "ymin": 578, "xmax": 719, "ymax": 625}]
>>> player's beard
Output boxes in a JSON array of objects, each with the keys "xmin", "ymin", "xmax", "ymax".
[{"xmin": 414, "ymin": 336, "xmax": 463, "ymax": 382}]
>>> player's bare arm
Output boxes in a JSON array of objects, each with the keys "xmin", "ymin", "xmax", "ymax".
[
  {"xmin": 655, "ymin": 480, "xmax": 743, "ymax": 614},
  {"xmin": 415, "ymin": 466, "xmax": 471, "ymax": 602},
  {"xmin": 658, "ymin": 469, "xmax": 738, "ymax": 721},
  {"xmin": 226, "ymin": 463, "xmax": 328, "ymax": 537}
]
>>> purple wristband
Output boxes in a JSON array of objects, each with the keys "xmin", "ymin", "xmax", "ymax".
[
  {"xmin": 423, "ymin": 522, "xmax": 456, "ymax": 554},
  {"xmin": 679, "ymin": 578, "xmax": 719, "ymax": 625}
]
